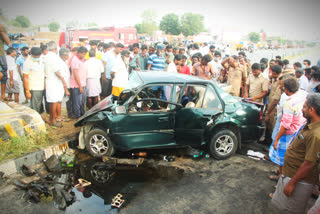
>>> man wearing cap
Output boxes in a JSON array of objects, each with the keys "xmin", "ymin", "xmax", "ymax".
[
  {"xmin": 147, "ymin": 44, "xmax": 165, "ymax": 71},
  {"xmin": 295, "ymin": 68, "xmax": 309, "ymax": 91},
  {"xmin": 111, "ymin": 50, "xmax": 130, "ymax": 98}
]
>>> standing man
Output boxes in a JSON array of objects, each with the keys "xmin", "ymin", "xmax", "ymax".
[
  {"xmin": 221, "ymin": 55, "xmax": 247, "ymax": 97},
  {"xmin": 208, "ymin": 45, "xmax": 215, "ymax": 59},
  {"xmin": 16, "ymin": 46, "xmax": 29, "ymax": 78},
  {"xmin": 100, "ymin": 43, "xmax": 124, "ymax": 100},
  {"xmin": 295, "ymin": 68, "xmax": 309, "ymax": 90},
  {"xmin": 85, "ymin": 49, "xmax": 104, "ymax": 109},
  {"xmin": 191, "ymin": 54, "xmax": 214, "ymax": 80},
  {"xmin": 23, "ymin": 47, "xmax": 45, "ymax": 113},
  {"xmin": 111, "ymin": 50, "xmax": 130, "ymax": 98},
  {"xmin": 147, "ymin": 44, "xmax": 165, "ymax": 71},
  {"xmin": 272, "ymin": 93, "xmax": 320, "ymax": 214},
  {"xmin": 303, "ymin": 59, "xmax": 311, "ymax": 69},
  {"xmin": 209, "ymin": 51, "xmax": 222, "ymax": 81},
  {"xmin": 265, "ymin": 65, "xmax": 282, "ymax": 136},
  {"xmin": 129, "ymin": 45, "xmax": 148, "ymax": 71},
  {"xmin": 0, "ymin": 24, "xmax": 10, "ymax": 100},
  {"xmin": 164, "ymin": 45, "xmax": 174, "ymax": 71},
  {"xmin": 5, "ymin": 47, "xmax": 20, "ymax": 103},
  {"xmin": 44, "ymin": 41, "xmax": 68, "ymax": 127},
  {"xmin": 70, "ymin": 47, "xmax": 88, "ymax": 119},
  {"xmin": 244, "ymin": 63, "xmax": 268, "ymax": 103},
  {"xmin": 85, "ymin": 40, "xmax": 102, "ymax": 60}
]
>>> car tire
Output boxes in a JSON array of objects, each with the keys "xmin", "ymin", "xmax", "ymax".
[
  {"xmin": 209, "ymin": 129, "xmax": 238, "ymax": 160},
  {"xmin": 85, "ymin": 129, "xmax": 115, "ymax": 158}
]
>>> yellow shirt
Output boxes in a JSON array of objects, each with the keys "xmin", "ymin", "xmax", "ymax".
[{"xmin": 85, "ymin": 50, "xmax": 102, "ymax": 60}]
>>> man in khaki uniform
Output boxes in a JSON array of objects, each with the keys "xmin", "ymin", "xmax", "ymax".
[
  {"xmin": 244, "ymin": 63, "xmax": 268, "ymax": 103},
  {"xmin": 272, "ymin": 93, "xmax": 320, "ymax": 214},
  {"xmin": 265, "ymin": 65, "xmax": 282, "ymax": 131},
  {"xmin": 221, "ymin": 55, "xmax": 247, "ymax": 97}
]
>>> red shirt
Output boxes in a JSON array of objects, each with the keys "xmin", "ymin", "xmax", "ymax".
[{"xmin": 179, "ymin": 66, "xmax": 190, "ymax": 75}]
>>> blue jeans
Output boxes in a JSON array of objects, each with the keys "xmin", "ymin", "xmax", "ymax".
[{"xmin": 70, "ymin": 87, "xmax": 86, "ymax": 118}]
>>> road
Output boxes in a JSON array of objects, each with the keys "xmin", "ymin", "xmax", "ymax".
[{"xmin": 0, "ymin": 142, "xmax": 316, "ymax": 214}]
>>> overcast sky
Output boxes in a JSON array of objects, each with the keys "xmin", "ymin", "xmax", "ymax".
[{"xmin": 2, "ymin": 0, "xmax": 320, "ymax": 41}]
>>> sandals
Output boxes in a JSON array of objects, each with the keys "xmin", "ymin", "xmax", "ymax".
[
  {"xmin": 272, "ymin": 169, "xmax": 280, "ymax": 176},
  {"xmin": 2, "ymin": 97, "xmax": 13, "ymax": 101},
  {"xmin": 50, "ymin": 121, "xmax": 63, "ymax": 128},
  {"xmin": 269, "ymin": 175, "xmax": 279, "ymax": 181}
]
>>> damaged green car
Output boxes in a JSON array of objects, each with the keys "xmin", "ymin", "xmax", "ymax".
[{"xmin": 75, "ymin": 71, "xmax": 264, "ymax": 160}]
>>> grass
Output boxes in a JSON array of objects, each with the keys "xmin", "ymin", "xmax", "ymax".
[{"xmin": 0, "ymin": 131, "xmax": 56, "ymax": 162}]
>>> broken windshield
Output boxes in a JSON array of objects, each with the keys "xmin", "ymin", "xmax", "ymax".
[{"xmin": 125, "ymin": 72, "xmax": 144, "ymax": 90}]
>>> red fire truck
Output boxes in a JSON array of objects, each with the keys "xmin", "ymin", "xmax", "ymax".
[{"xmin": 59, "ymin": 26, "xmax": 138, "ymax": 48}]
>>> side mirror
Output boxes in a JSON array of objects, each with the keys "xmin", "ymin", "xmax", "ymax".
[{"xmin": 115, "ymin": 106, "xmax": 127, "ymax": 114}]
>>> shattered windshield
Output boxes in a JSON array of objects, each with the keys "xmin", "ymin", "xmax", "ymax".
[
  {"xmin": 214, "ymin": 85, "xmax": 239, "ymax": 105},
  {"xmin": 125, "ymin": 72, "xmax": 144, "ymax": 90}
]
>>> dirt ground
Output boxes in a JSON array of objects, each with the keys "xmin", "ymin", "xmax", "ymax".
[
  {"xmin": 41, "ymin": 111, "xmax": 80, "ymax": 142},
  {"xmin": 0, "ymin": 142, "xmax": 315, "ymax": 214}
]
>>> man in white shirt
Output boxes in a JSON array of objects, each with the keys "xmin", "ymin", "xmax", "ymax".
[
  {"xmin": 167, "ymin": 54, "xmax": 183, "ymax": 73},
  {"xmin": 111, "ymin": 50, "xmax": 129, "ymax": 98},
  {"xmin": 5, "ymin": 47, "xmax": 20, "ymax": 102},
  {"xmin": 44, "ymin": 41, "xmax": 69, "ymax": 127},
  {"xmin": 85, "ymin": 49, "xmax": 104, "ymax": 109},
  {"xmin": 295, "ymin": 68, "xmax": 309, "ymax": 91}
]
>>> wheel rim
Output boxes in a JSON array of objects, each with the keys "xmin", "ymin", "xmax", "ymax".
[
  {"xmin": 215, "ymin": 135, "xmax": 234, "ymax": 156},
  {"xmin": 89, "ymin": 134, "xmax": 109, "ymax": 156},
  {"xmin": 90, "ymin": 163, "xmax": 111, "ymax": 183}
]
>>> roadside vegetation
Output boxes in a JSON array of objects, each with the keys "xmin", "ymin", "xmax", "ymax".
[{"xmin": 0, "ymin": 132, "xmax": 56, "ymax": 162}]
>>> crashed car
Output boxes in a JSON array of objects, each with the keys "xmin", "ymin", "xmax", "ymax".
[{"xmin": 75, "ymin": 71, "xmax": 264, "ymax": 160}]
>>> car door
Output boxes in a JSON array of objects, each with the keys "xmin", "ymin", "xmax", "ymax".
[
  {"xmin": 175, "ymin": 84, "xmax": 223, "ymax": 147},
  {"xmin": 112, "ymin": 84, "xmax": 177, "ymax": 151}
]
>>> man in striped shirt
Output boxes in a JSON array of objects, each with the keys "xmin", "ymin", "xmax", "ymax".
[{"xmin": 147, "ymin": 44, "xmax": 165, "ymax": 71}]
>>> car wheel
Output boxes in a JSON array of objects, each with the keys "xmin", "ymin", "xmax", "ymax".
[
  {"xmin": 209, "ymin": 129, "xmax": 238, "ymax": 160},
  {"xmin": 85, "ymin": 129, "xmax": 115, "ymax": 158}
]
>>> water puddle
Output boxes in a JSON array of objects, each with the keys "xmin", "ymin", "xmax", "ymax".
[{"xmin": 24, "ymin": 152, "xmax": 184, "ymax": 214}]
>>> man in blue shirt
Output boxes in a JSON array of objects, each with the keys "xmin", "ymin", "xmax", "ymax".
[
  {"xmin": 100, "ymin": 43, "xmax": 124, "ymax": 100},
  {"xmin": 147, "ymin": 44, "xmax": 165, "ymax": 71},
  {"xmin": 16, "ymin": 46, "xmax": 29, "ymax": 78}
]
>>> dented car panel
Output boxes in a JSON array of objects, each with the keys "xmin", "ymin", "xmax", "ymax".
[{"xmin": 75, "ymin": 71, "xmax": 265, "ymax": 156}]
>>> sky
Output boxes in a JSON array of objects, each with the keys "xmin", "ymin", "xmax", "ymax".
[{"xmin": 2, "ymin": 0, "xmax": 320, "ymax": 41}]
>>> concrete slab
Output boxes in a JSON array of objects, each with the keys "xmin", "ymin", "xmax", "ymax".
[
  {"xmin": 14, "ymin": 150, "xmax": 45, "ymax": 173},
  {"xmin": 0, "ymin": 102, "xmax": 46, "ymax": 142},
  {"xmin": 0, "ymin": 160, "xmax": 17, "ymax": 176}
]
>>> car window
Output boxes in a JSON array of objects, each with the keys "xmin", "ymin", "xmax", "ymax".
[
  {"xmin": 128, "ymin": 84, "xmax": 174, "ymax": 113},
  {"xmin": 203, "ymin": 86, "xmax": 222, "ymax": 110},
  {"xmin": 175, "ymin": 84, "xmax": 184, "ymax": 103},
  {"xmin": 125, "ymin": 72, "xmax": 144, "ymax": 90},
  {"xmin": 180, "ymin": 84, "xmax": 206, "ymax": 108}
]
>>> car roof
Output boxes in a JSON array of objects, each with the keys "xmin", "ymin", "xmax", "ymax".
[{"xmin": 135, "ymin": 71, "xmax": 211, "ymax": 85}]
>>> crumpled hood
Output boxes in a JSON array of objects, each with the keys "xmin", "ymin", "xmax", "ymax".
[{"xmin": 74, "ymin": 96, "xmax": 113, "ymax": 127}]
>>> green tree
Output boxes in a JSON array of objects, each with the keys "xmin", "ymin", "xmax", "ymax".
[
  {"xmin": 180, "ymin": 13, "xmax": 204, "ymax": 36},
  {"xmin": 135, "ymin": 9, "xmax": 158, "ymax": 36},
  {"xmin": 48, "ymin": 21, "xmax": 60, "ymax": 32},
  {"xmin": 248, "ymin": 32, "xmax": 260, "ymax": 43},
  {"xmin": 88, "ymin": 22, "xmax": 98, "ymax": 27},
  {"xmin": 160, "ymin": 13, "xmax": 180, "ymax": 35},
  {"xmin": 12, "ymin": 16, "xmax": 30, "ymax": 28},
  {"xmin": 134, "ymin": 23, "xmax": 142, "ymax": 34}
]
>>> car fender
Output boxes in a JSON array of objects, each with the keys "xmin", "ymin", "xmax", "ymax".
[{"xmin": 206, "ymin": 115, "xmax": 242, "ymax": 150}]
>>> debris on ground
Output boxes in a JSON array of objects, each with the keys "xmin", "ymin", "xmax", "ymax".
[
  {"xmin": 45, "ymin": 155, "xmax": 62, "ymax": 172},
  {"xmin": 111, "ymin": 193, "xmax": 125, "ymax": 208},
  {"xmin": 21, "ymin": 164, "xmax": 36, "ymax": 177},
  {"xmin": 74, "ymin": 178, "xmax": 91, "ymax": 189},
  {"xmin": 246, "ymin": 150, "xmax": 266, "ymax": 160},
  {"xmin": 102, "ymin": 156, "xmax": 144, "ymax": 166},
  {"xmin": 61, "ymin": 149, "xmax": 75, "ymax": 167}
]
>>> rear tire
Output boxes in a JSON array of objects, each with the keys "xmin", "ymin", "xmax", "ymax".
[
  {"xmin": 85, "ymin": 129, "xmax": 115, "ymax": 158},
  {"xmin": 209, "ymin": 129, "xmax": 238, "ymax": 160}
]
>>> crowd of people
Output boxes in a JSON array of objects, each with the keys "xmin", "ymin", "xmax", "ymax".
[{"xmin": 1, "ymin": 22, "xmax": 320, "ymax": 213}]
